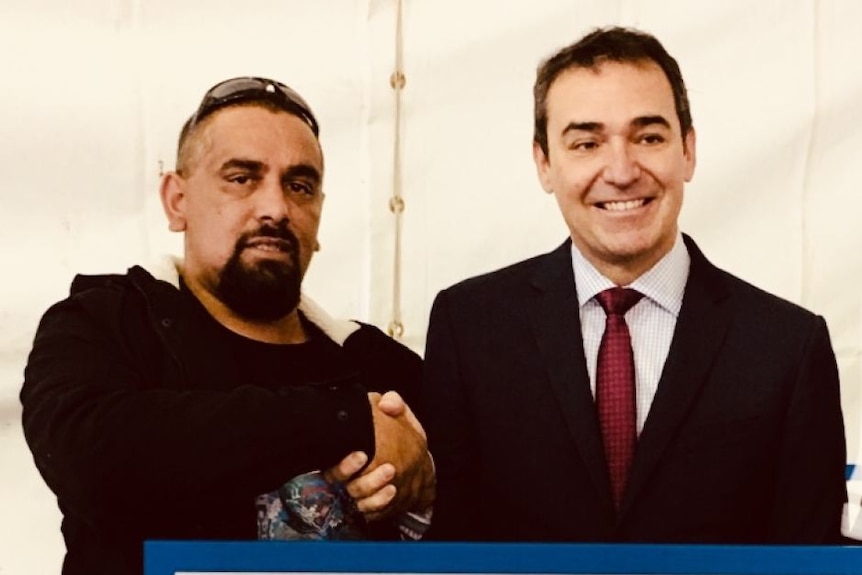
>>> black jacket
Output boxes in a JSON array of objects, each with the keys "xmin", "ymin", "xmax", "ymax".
[
  {"xmin": 424, "ymin": 237, "xmax": 846, "ymax": 543},
  {"xmin": 21, "ymin": 265, "xmax": 422, "ymax": 574}
]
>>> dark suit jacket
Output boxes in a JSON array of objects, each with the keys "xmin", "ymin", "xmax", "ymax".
[{"xmin": 423, "ymin": 235, "xmax": 846, "ymax": 543}]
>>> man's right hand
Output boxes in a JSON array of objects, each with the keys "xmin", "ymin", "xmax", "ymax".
[
  {"xmin": 326, "ymin": 392, "xmax": 435, "ymax": 521},
  {"xmin": 326, "ymin": 392, "xmax": 435, "ymax": 522},
  {"xmin": 368, "ymin": 391, "xmax": 435, "ymax": 517}
]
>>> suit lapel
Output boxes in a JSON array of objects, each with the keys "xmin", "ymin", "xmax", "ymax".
[
  {"xmin": 619, "ymin": 235, "xmax": 733, "ymax": 519},
  {"xmin": 527, "ymin": 241, "xmax": 615, "ymax": 514}
]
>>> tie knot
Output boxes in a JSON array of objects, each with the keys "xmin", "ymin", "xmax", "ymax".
[{"xmin": 595, "ymin": 287, "xmax": 643, "ymax": 316}]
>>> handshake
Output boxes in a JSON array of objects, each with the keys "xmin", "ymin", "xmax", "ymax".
[
  {"xmin": 326, "ymin": 391, "xmax": 435, "ymax": 522},
  {"xmin": 259, "ymin": 391, "xmax": 435, "ymax": 541}
]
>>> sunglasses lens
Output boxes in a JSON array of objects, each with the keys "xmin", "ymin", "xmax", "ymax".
[
  {"xmin": 207, "ymin": 78, "xmax": 272, "ymax": 100},
  {"xmin": 194, "ymin": 77, "xmax": 318, "ymax": 135}
]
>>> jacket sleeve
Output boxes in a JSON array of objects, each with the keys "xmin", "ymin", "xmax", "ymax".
[
  {"xmin": 20, "ymin": 292, "xmax": 376, "ymax": 524},
  {"xmin": 767, "ymin": 315, "xmax": 847, "ymax": 543},
  {"xmin": 421, "ymin": 289, "xmax": 482, "ymax": 539},
  {"xmin": 341, "ymin": 323, "xmax": 424, "ymax": 413}
]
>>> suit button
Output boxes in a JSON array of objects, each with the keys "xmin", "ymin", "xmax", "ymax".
[{"xmin": 337, "ymin": 410, "xmax": 349, "ymax": 422}]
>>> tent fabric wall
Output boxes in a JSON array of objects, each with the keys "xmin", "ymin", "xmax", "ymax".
[{"xmin": 1, "ymin": 0, "xmax": 860, "ymax": 572}]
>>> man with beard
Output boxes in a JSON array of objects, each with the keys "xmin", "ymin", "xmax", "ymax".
[{"xmin": 21, "ymin": 77, "xmax": 434, "ymax": 575}]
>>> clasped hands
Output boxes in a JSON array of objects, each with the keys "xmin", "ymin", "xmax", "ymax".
[{"xmin": 324, "ymin": 391, "xmax": 435, "ymax": 522}]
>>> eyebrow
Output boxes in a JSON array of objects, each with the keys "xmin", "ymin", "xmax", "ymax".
[
  {"xmin": 561, "ymin": 121, "xmax": 603, "ymax": 136},
  {"xmin": 219, "ymin": 158, "xmax": 265, "ymax": 173},
  {"xmin": 632, "ymin": 115, "xmax": 672, "ymax": 130},
  {"xmin": 218, "ymin": 159, "xmax": 322, "ymax": 185},
  {"xmin": 560, "ymin": 115, "xmax": 673, "ymax": 137}
]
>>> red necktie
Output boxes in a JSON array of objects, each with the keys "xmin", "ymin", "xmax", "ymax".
[{"xmin": 595, "ymin": 287, "xmax": 643, "ymax": 510}]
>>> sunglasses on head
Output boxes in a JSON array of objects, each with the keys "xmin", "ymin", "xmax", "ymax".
[{"xmin": 189, "ymin": 76, "xmax": 319, "ymax": 136}]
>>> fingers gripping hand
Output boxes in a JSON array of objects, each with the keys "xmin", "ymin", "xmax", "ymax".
[
  {"xmin": 323, "ymin": 451, "xmax": 368, "ymax": 483},
  {"xmin": 324, "ymin": 451, "xmax": 399, "ymax": 522},
  {"xmin": 326, "ymin": 393, "xmax": 435, "ymax": 523},
  {"xmin": 346, "ymin": 464, "xmax": 397, "ymax": 521},
  {"xmin": 366, "ymin": 394, "xmax": 436, "ymax": 519}
]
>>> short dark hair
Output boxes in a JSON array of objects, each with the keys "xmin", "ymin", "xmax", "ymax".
[
  {"xmin": 175, "ymin": 77, "xmax": 320, "ymax": 176},
  {"xmin": 175, "ymin": 100, "xmax": 293, "ymax": 176},
  {"xmin": 533, "ymin": 26, "xmax": 692, "ymax": 156}
]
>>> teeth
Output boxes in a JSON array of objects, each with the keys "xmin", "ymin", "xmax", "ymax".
[
  {"xmin": 602, "ymin": 199, "xmax": 645, "ymax": 211},
  {"xmin": 248, "ymin": 241, "xmax": 287, "ymax": 252}
]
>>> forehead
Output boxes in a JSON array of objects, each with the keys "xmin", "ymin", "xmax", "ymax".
[
  {"xmin": 546, "ymin": 60, "xmax": 679, "ymax": 130},
  {"xmin": 196, "ymin": 105, "xmax": 323, "ymax": 170}
]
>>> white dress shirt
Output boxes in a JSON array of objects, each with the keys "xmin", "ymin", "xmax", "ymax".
[{"xmin": 572, "ymin": 234, "xmax": 690, "ymax": 434}]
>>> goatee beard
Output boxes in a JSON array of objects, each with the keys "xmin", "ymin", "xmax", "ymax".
[{"xmin": 215, "ymin": 222, "xmax": 302, "ymax": 321}]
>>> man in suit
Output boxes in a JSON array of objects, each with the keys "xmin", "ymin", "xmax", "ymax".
[{"xmin": 422, "ymin": 27, "xmax": 847, "ymax": 543}]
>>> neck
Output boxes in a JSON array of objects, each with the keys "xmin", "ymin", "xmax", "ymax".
[
  {"xmin": 182, "ymin": 274, "xmax": 309, "ymax": 344},
  {"xmin": 593, "ymin": 261, "xmax": 650, "ymax": 287},
  {"xmin": 573, "ymin": 232, "xmax": 678, "ymax": 287},
  {"xmin": 579, "ymin": 245, "xmax": 675, "ymax": 287}
]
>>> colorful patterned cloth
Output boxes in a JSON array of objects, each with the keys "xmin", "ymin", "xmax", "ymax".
[{"xmin": 256, "ymin": 471, "xmax": 368, "ymax": 540}]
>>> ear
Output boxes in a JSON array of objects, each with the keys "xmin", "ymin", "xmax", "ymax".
[
  {"xmin": 683, "ymin": 127, "xmax": 697, "ymax": 182},
  {"xmin": 532, "ymin": 141, "xmax": 554, "ymax": 194},
  {"xmin": 159, "ymin": 172, "xmax": 188, "ymax": 232},
  {"xmin": 316, "ymin": 192, "xmax": 326, "ymax": 251}
]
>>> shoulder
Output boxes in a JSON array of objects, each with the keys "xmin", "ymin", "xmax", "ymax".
[
  {"xmin": 342, "ymin": 322, "xmax": 424, "ymax": 406},
  {"xmin": 40, "ymin": 270, "xmax": 136, "ymax": 325},
  {"xmin": 63, "ymin": 266, "xmax": 174, "ymax": 312},
  {"xmin": 685, "ymin": 236, "xmax": 826, "ymax": 334},
  {"xmin": 37, "ymin": 266, "xmax": 177, "ymax": 340},
  {"xmin": 65, "ymin": 265, "xmax": 167, "ymax": 298},
  {"xmin": 344, "ymin": 322, "xmax": 421, "ymax": 362},
  {"xmin": 717, "ymin": 268, "xmax": 824, "ymax": 330},
  {"xmin": 436, "ymin": 242, "xmax": 568, "ymax": 304}
]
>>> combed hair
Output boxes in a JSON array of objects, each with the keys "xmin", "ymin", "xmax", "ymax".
[{"xmin": 533, "ymin": 26, "xmax": 692, "ymax": 156}]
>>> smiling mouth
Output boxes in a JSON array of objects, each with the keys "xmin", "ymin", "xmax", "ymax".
[{"xmin": 597, "ymin": 198, "xmax": 652, "ymax": 212}]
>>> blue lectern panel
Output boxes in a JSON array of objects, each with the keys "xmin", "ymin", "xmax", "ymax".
[{"xmin": 144, "ymin": 541, "xmax": 862, "ymax": 575}]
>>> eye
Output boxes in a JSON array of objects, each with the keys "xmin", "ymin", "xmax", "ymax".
[
  {"xmin": 226, "ymin": 173, "xmax": 256, "ymax": 185},
  {"xmin": 569, "ymin": 139, "xmax": 600, "ymax": 152},
  {"xmin": 637, "ymin": 133, "xmax": 666, "ymax": 145},
  {"xmin": 287, "ymin": 181, "xmax": 315, "ymax": 195}
]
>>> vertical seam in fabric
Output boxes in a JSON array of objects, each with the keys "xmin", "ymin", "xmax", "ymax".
[{"xmin": 799, "ymin": 0, "xmax": 821, "ymax": 307}]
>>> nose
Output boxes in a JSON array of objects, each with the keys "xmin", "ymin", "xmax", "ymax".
[
  {"xmin": 254, "ymin": 177, "xmax": 291, "ymax": 222},
  {"xmin": 601, "ymin": 140, "xmax": 640, "ymax": 187}
]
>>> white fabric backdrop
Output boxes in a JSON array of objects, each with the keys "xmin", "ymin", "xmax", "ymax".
[{"xmin": 1, "ymin": 0, "xmax": 860, "ymax": 572}]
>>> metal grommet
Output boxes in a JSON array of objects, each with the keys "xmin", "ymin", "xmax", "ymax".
[
  {"xmin": 387, "ymin": 320, "xmax": 404, "ymax": 339},
  {"xmin": 160, "ymin": 318, "xmax": 173, "ymax": 328},
  {"xmin": 390, "ymin": 70, "xmax": 406, "ymax": 90},
  {"xmin": 389, "ymin": 196, "xmax": 405, "ymax": 214}
]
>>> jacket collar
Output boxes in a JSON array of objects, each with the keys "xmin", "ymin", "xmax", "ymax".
[
  {"xmin": 137, "ymin": 256, "xmax": 361, "ymax": 347},
  {"xmin": 524, "ymin": 235, "xmax": 734, "ymax": 522}
]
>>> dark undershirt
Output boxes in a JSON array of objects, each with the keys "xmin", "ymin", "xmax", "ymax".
[
  {"xmin": 179, "ymin": 283, "xmax": 356, "ymax": 391},
  {"xmin": 178, "ymin": 283, "xmax": 377, "ymax": 539}
]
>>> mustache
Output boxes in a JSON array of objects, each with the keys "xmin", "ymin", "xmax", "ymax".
[{"xmin": 237, "ymin": 222, "xmax": 299, "ymax": 251}]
